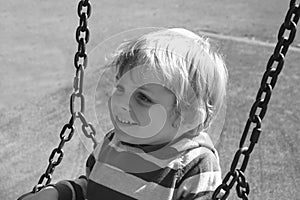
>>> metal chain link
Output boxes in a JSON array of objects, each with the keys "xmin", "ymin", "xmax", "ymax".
[
  {"xmin": 212, "ymin": 1, "xmax": 299, "ymax": 199},
  {"xmin": 17, "ymin": 1, "xmax": 95, "ymax": 199},
  {"xmin": 34, "ymin": 0, "xmax": 95, "ymax": 192},
  {"xmin": 73, "ymin": 0, "xmax": 97, "ymax": 149}
]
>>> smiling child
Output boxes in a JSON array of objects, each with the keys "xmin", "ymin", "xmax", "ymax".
[{"xmin": 23, "ymin": 28, "xmax": 228, "ymax": 200}]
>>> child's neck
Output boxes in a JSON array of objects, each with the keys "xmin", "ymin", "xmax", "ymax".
[
  {"xmin": 120, "ymin": 141, "xmax": 169, "ymax": 152},
  {"xmin": 118, "ymin": 128, "xmax": 200, "ymax": 152}
]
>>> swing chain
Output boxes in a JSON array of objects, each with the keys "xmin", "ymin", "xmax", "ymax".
[
  {"xmin": 30, "ymin": 117, "xmax": 75, "ymax": 194},
  {"xmin": 212, "ymin": 1, "xmax": 299, "ymax": 199},
  {"xmin": 19, "ymin": 1, "xmax": 94, "ymax": 196},
  {"xmin": 236, "ymin": 170, "xmax": 250, "ymax": 200},
  {"xmin": 72, "ymin": 0, "xmax": 97, "ymax": 148}
]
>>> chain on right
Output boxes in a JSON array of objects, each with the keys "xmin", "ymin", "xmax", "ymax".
[{"xmin": 212, "ymin": 1, "xmax": 300, "ymax": 200}]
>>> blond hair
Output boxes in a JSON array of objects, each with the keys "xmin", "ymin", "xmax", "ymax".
[{"xmin": 107, "ymin": 28, "xmax": 228, "ymax": 130}]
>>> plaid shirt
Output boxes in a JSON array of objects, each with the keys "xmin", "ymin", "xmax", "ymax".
[{"xmin": 54, "ymin": 130, "xmax": 221, "ymax": 200}]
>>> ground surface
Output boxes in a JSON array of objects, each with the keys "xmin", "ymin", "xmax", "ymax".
[{"xmin": 0, "ymin": 0, "xmax": 300, "ymax": 199}]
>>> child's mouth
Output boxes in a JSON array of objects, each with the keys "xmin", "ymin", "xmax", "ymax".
[{"xmin": 116, "ymin": 115, "xmax": 138, "ymax": 126}]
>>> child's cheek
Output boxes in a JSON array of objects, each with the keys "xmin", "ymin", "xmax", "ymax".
[
  {"xmin": 123, "ymin": 104, "xmax": 168, "ymax": 139},
  {"xmin": 132, "ymin": 103, "xmax": 151, "ymax": 126}
]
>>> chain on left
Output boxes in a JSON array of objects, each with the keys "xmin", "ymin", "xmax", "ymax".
[{"xmin": 17, "ymin": 1, "xmax": 96, "ymax": 199}]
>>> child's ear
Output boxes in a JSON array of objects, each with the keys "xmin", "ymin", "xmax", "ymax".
[
  {"xmin": 171, "ymin": 115, "xmax": 181, "ymax": 129},
  {"xmin": 179, "ymin": 107, "xmax": 206, "ymax": 131},
  {"xmin": 196, "ymin": 108, "xmax": 206, "ymax": 125},
  {"xmin": 171, "ymin": 108, "xmax": 181, "ymax": 129}
]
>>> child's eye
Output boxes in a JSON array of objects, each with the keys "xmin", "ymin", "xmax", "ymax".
[{"xmin": 136, "ymin": 92, "xmax": 152, "ymax": 104}]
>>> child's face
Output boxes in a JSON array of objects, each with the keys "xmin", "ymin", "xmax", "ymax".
[{"xmin": 108, "ymin": 65, "xmax": 180, "ymax": 145}]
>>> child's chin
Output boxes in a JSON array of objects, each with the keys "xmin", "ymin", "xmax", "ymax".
[
  {"xmin": 115, "ymin": 127, "xmax": 134, "ymax": 139},
  {"xmin": 115, "ymin": 128, "xmax": 150, "ymax": 145}
]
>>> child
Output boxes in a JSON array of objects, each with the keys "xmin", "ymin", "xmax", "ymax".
[{"xmin": 23, "ymin": 28, "xmax": 228, "ymax": 200}]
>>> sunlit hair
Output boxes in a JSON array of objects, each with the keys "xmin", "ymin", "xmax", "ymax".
[{"xmin": 106, "ymin": 28, "xmax": 228, "ymax": 130}]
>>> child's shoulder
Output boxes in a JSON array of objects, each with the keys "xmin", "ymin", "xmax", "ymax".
[
  {"xmin": 175, "ymin": 146, "xmax": 221, "ymax": 189},
  {"xmin": 91, "ymin": 129, "xmax": 115, "ymax": 156},
  {"xmin": 180, "ymin": 145, "xmax": 220, "ymax": 173}
]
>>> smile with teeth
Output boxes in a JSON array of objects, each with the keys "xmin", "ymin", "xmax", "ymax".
[{"xmin": 116, "ymin": 115, "xmax": 138, "ymax": 125}]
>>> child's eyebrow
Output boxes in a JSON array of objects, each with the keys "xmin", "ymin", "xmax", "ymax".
[
  {"xmin": 139, "ymin": 85, "xmax": 153, "ymax": 95},
  {"xmin": 116, "ymin": 83, "xmax": 153, "ymax": 95}
]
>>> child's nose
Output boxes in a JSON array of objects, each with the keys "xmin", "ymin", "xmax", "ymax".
[
  {"xmin": 114, "ymin": 96, "xmax": 131, "ymax": 113},
  {"xmin": 117, "ymin": 93, "xmax": 135, "ymax": 109},
  {"xmin": 121, "ymin": 104, "xmax": 130, "ymax": 112}
]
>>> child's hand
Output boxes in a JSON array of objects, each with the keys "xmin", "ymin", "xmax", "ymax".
[{"xmin": 21, "ymin": 186, "xmax": 58, "ymax": 200}]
